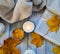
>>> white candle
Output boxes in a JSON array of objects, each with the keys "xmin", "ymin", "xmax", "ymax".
[
  {"xmin": 23, "ymin": 21, "xmax": 35, "ymax": 33},
  {"xmin": 24, "ymin": 49, "xmax": 35, "ymax": 54}
]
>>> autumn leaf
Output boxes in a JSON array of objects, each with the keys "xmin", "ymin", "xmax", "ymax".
[
  {"xmin": 49, "ymin": 26, "xmax": 59, "ymax": 32},
  {"xmin": 47, "ymin": 15, "xmax": 60, "ymax": 32},
  {"xmin": 12, "ymin": 28, "xmax": 24, "ymax": 39},
  {"xmin": 0, "ymin": 37, "xmax": 21, "ymax": 54},
  {"xmin": 36, "ymin": 40, "xmax": 44, "ymax": 48},
  {"xmin": 52, "ymin": 46, "xmax": 60, "ymax": 54},
  {"xmin": 30, "ymin": 32, "xmax": 44, "ymax": 48},
  {"xmin": 11, "ymin": 47, "xmax": 20, "ymax": 54},
  {"xmin": 0, "ymin": 48, "xmax": 4, "ymax": 54},
  {"xmin": 4, "ymin": 37, "xmax": 21, "ymax": 47},
  {"xmin": 31, "ymin": 38, "xmax": 38, "ymax": 45}
]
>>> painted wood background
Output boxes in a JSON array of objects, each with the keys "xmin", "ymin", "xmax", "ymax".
[{"xmin": 0, "ymin": 13, "xmax": 55, "ymax": 54}]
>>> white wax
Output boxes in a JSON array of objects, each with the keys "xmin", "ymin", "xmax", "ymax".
[
  {"xmin": 23, "ymin": 21, "xmax": 35, "ymax": 33},
  {"xmin": 24, "ymin": 49, "xmax": 35, "ymax": 54}
]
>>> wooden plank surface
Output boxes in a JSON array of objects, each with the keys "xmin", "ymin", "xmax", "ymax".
[
  {"xmin": 0, "ymin": 13, "xmax": 55, "ymax": 54},
  {"xmin": 9, "ymin": 13, "xmax": 55, "ymax": 54},
  {"xmin": 0, "ymin": 18, "xmax": 9, "ymax": 46},
  {"xmin": 9, "ymin": 21, "xmax": 54, "ymax": 54},
  {"xmin": 10, "ymin": 20, "xmax": 28, "ymax": 54}
]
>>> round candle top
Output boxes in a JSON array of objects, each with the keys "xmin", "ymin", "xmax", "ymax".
[
  {"xmin": 23, "ymin": 21, "xmax": 35, "ymax": 33},
  {"xmin": 24, "ymin": 49, "xmax": 35, "ymax": 54}
]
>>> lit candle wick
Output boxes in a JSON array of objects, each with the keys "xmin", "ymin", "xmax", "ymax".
[{"xmin": 26, "ymin": 25, "xmax": 31, "ymax": 30}]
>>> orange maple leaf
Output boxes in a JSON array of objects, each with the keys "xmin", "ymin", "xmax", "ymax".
[
  {"xmin": 0, "ymin": 37, "xmax": 21, "ymax": 54},
  {"xmin": 47, "ymin": 15, "xmax": 60, "ymax": 32},
  {"xmin": 30, "ymin": 32, "xmax": 44, "ymax": 48},
  {"xmin": 52, "ymin": 46, "xmax": 60, "ymax": 54}
]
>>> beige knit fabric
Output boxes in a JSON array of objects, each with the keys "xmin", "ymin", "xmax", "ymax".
[
  {"xmin": 0, "ymin": 0, "xmax": 60, "ymax": 23},
  {"xmin": 0, "ymin": 0, "xmax": 32, "ymax": 23},
  {"xmin": 46, "ymin": 0, "xmax": 60, "ymax": 16}
]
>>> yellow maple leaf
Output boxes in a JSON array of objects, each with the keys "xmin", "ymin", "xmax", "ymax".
[
  {"xmin": 12, "ymin": 28, "xmax": 24, "ymax": 39},
  {"xmin": 0, "ymin": 38, "xmax": 21, "ymax": 54},
  {"xmin": 47, "ymin": 15, "xmax": 60, "ymax": 32},
  {"xmin": 52, "ymin": 46, "xmax": 60, "ymax": 54},
  {"xmin": 12, "ymin": 47, "xmax": 20, "ymax": 54},
  {"xmin": 0, "ymin": 48, "xmax": 4, "ymax": 54},
  {"xmin": 30, "ymin": 32, "xmax": 44, "ymax": 48},
  {"xmin": 49, "ymin": 26, "xmax": 59, "ymax": 32}
]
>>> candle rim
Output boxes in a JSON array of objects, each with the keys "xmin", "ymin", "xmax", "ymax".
[
  {"xmin": 23, "ymin": 21, "xmax": 35, "ymax": 33},
  {"xmin": 24, "ymin": 49, "xmax": 35, "ymax": 54}
]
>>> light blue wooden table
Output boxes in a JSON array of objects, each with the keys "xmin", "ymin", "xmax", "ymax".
[{"xmin": 0, "ymin": 13, "xmax": 55, "ymax": 54}]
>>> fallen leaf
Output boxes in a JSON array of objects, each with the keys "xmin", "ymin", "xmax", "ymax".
[
  {"xmin": 4, "ymin": 37, "xmax": 21, "ymax": 47},
  {"xmin": 31, "ymin": 32, "xmax": 44, "ymax": 48},
  {"xmin": 12, "ymin": 28, "xmax": 24, "ymax": 39},
  {"xmin": 12, "ymin": 47, "xmax": 20, "ymax": 54},
  {"xmin": 0, "ymin": 37, "xmax": 21, "ymax": 54},
  {"xmin": 52, "ymin": 46, "xmax": 60, "ymax": 54},
  {"xmin": 47, "ymin": 15, "xmax": 60, "ymax": 32},
  {"xmin": 49, "ymin": 26, "xmax": 59, "ymax": 32},
  {"xmin": 0, "ymin": 48, "xmax": 4, "ymax": 54}
]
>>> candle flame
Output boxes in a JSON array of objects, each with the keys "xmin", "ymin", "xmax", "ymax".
[{"xmin": 26, "ymin": 25, "xmax": 31, "ymax": 30}]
